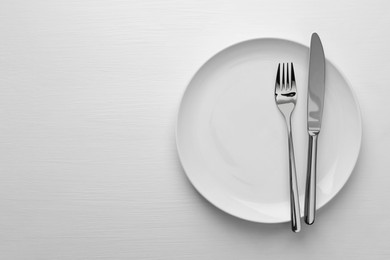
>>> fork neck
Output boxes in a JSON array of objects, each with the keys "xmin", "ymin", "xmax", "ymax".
[
  {"xmin": 280, "ymin": 109, "xmax": 293, "ymax": 122},
  {"xmin": 285, "ymin": 115, "xmax": 293, "ymax": 133},
  {"xmin": 278, "ymin": 103, "xmax": 295, "ymax": 118}
]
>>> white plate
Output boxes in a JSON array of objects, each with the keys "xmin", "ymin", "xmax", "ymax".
[{"xmin": 176, "ymin": 38, "xmax": 362, "ymax": 223}]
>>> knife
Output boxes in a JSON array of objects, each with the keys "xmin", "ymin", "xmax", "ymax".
[{"xmin": 304, "ymin": 33, "xmax": 325, "ymax": 225}]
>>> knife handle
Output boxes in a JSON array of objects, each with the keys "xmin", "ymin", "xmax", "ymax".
[{"xmin": 305, "ymin": 134, "xmax": 318, "ymax": 225}]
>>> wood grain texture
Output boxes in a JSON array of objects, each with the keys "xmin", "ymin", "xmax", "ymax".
[{"xmin": 0, "ymin": 0, "xmax": 389, "ymax": 259}]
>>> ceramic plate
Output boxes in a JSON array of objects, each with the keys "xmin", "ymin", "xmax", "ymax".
[{"xmin": 176, "ymin": 38, "xmax": 361, "ymax": 223}]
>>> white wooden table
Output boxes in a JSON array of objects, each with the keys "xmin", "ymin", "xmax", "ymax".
[{"xmin": 0, "ymin": 0, "xmax": 389, "ymax": 259}]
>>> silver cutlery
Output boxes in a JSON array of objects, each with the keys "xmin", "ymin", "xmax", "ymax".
[
  {"xmin": 305, "ymin": 33, "xmax": 326, "ymax": 225},
  {"xmin": 274, "ymin": 63, "xmax": 301, "ymax": 233}
]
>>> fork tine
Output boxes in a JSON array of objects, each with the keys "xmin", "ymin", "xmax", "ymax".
[
  {"xmin": 286, "ymin": 63, "xmax": 290, "ymax": 90},
  {"xmin": 291, "ymin": 62, "xmax": 296, "ymax": 89},
  {"xmin": 275, "ymin": 63, "xmax": 281, "ymax": 93},
  {"xmin": 282, "ymin": 63, "xmax": 285, "ymax": 90}
]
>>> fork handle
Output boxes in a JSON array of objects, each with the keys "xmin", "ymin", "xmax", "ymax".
[
  {"xmin": 287, "ymin": 120, "xmax": 301, "ymax": 233},
  {"xmin": 304, "ymin": 134, "xmax": 318, "ymax": 225}
]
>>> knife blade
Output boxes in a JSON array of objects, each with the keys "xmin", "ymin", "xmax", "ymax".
[
  {"xmin": 304, "ymin": 33, "xmax": 325, "ymax": 225},
  {"xmin": 307, "ymin": 33, "xmax": 326, "ymax": 133}
]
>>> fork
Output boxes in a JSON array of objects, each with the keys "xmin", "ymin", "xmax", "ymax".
[{"xmin": 274, "ymin": 63, "xmax": 301, "ymax": 232}]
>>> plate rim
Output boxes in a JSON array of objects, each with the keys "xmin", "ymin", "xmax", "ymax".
[{"xmin": 175, "ymin": 37, "xmax": 362, "ymax": 223}]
